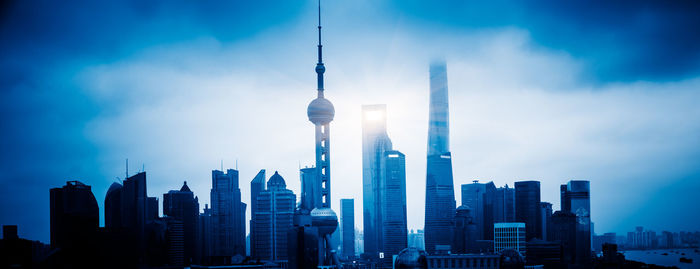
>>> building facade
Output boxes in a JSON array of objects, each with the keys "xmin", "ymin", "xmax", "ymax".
[
  {"xmin": 210, "ymin": 169, "xmax": 246, "ymax": 258},
  {"xmin": 453, "ymin": 206, "xmax": 478, "ymax": 254},
  {"xmin": 253, "ymin": 172, "xmax": 296, "ymax": 261},
  {"xmin": 340, "ymin": 199, "xmax": 355, "ymax": 259},
  {"xmin": 461, "ymin": 181, "xmax": 496, "ymax": 241},
  {"xmin": 424, "ymin": 61, "xmax": 456, "ymax": 254},
  {"xmin": 514, "ymin": 181, "xmax": 541, "ymax": 241},
  {"xmin": 249, "ymin": 169, "xmax": 266, "ymax": 258},
  {"xmin": 494, "ymin": 185, "xmax": 516, "ymax": 224},
  {"xmin": 560, "ymin": 180, "xmax": 591, "ymax": 265},
  {"xmin": 162, "ymin": 181, "xmax": 199, "ymax": 265},
  {"xmin": 494, "ymin": 222, "xmax": 526, "ymax": 258}
]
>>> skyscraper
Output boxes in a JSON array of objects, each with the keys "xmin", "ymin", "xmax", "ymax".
[
  {"xmin": 453, "ymin": 206, "xmax": 478, "ymax": 254},
  {"xmin": 362, "ymin": 104, "xmax": 392, "ymax": 257},
  {"xmin": 361, "ymin": 104, "xmax": 408, "ymax": 260},
  {"xmin": 494, "ymin": 184, "xmax": 516, "ymax": 223},
  {"xmin": 494, "ymin": 222, "xmax": 526, "ymax": 257},
  {"xmin": 50, "ymin": 181, "xmax": 99, "ymax": 249},
  {"xmin": 104, "ymin": 182, "xmax": 123, "ymax": 229},
  {"xmin": 340, "ymin": 199, "xmax": 355, "ymax": 259},
  {"xmin": 163, "ymin": 181, "xmax": 200, "ymax": 265},
  {"xmin": 299, "ymin": 167, "xmax": 321, "ymax": 210},
  {"xmin": 198, "ymin": 204, "xmax": 213, "ymax": 263},
  {"xmin": 381, "ymin": 150, "xmax": 408, "ymax": 258},
  {"xmin": 461, "ymin": 181, "xmax": 496, "ymax": 240},
  {"xmin": 249, "ymin": 169, "xmax": 266, "ymax": 259},
  {"xmin": 210, "ymin": 169, "xmax": 246, "ymax": 258},
  {"xmin": 424, "ymin": 61, "xmax": 456, "ymax": 254},
  {"xmin": 515, "ymin": 180, "xmax": 541, "ymax": 241},
  {"xmin": 560, "ymin": 180, "xmax": 591, "ymax": 265},
  {"xmin": 253, "ymin": 172, "xmax": 296, "ymax": 261},
  {"xmin": 121, "ymin": 171, "xmax": 152, "ymax": 260},
  {"xmin": 540, "ymin": 202, "xmax": 553, "ymax": 241}
]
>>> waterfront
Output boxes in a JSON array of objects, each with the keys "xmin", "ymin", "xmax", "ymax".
[{"xmin": 623, "ymin": 249, "xmax": 699, "ymax": 269}]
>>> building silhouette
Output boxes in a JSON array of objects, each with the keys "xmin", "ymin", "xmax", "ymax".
[
  {"xmin": 560, "ymin": 180, "xmax": 591, "ymax": 265},
  {"xmin": 340, "ymin": 199, "xmax": 355, "ymax": 259},
  {"xmin": 50, "ymin": 180, "xmax": 99, "ymax": 249},
  {"xmin": 210, "ymin": 169, "xmax": 246, "ymax": 259},
  {"xmin": 453, "ymin": 206, "xmax": 478, "ymax": 254},
  {"xmin": 461, "ymin": 181, "xmax": 496, "ymax": 241},
  {"xmin": 514, "ymin": 181, "xmax": 541, "ymax": 241},
  {"xmin": 361, "ymin": 104, "xmax": 392, "ymax": 258},
  {"xmin": 551, "ymin": 211, "xmax": 577, "ymax": 265},
  {"xmin": 162, "ymin": 181, "xmax": 199, "ymax": 265},
  {"xmin": 540, "ymin": 202, "xmax": 553, "ymax": 241},
  {"xmin": 198, "ymin": 204, "xmax": 213, "ymax": 263},
  {"xmin": 249, "ymin": 169, "xmax": 266, "ymax": 259},
  {"xmin": 494, "ymin": 185, "xmax": 515, "ymax": 223},
  {"xmin": 424, "ymin": 61, "xmax": 456, "ymax": 254},
  {"xmin": 104, "ymin": 182, "xmax": 122, "ymax": 229},
  {"xmin": 253, "ymin": 171, "xmax": 296, "ymax": 261}
]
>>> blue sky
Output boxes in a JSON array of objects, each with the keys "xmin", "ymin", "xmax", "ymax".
[{"xmin": 1, "ymin": 0, "xmax": 700, "ymax": 243}]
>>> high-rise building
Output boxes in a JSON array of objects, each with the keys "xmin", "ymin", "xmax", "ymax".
[
  {"xmin": 104, "ymin": 182, "xmax": 123, "ymax": 229},
  {"xmin": 408, "ymin": 229, "xmax": 425, "ymax": 250},
  {"xmin": 249, "ymin": 169, "xmax": 266, "ymax": 259},
  {"xmin": 540, "ymin": 202, "xmax": 553, "ymax": 241},
  {"xmin": 50, "ymin": 181, "xmax": 99, "ymax": 249},
  {"xmin": 424, "ymin": 61, "xmax": 456, "ymax": 254},
  {"xmin": 198, "ymin": 204, "xmax": 213, "ymax": 263},
  {"xmin": 362, "ymin": 104, "xmax": 392, "ymax": 257},
  {"xmin": 299, "ymin": 167, "xmax": 321, "ymax": 210},
  {"xmin": 361, "ymin": 104, "xmax": 408, "ymax": 261},
  {"xmin": 453, "ymin": 206, "xmax": 478, "ymax": 254},
  {"xmin": 253, "ymin": 172, "xmax": 296, "ymax": 261},
  {"xmin": 551, "ymin": 211, "xmax": 576, "ymax": 265},
  {"xmin": 560, "ymin": 180, "xmax": 591, "ymax": 265},
  {"xmin": 121, "ymin": 172, "xmax": 149, "ymax": 244},
  {"xmin": 514, "ymin": 181, "xmax": 541, "ymax": 241},
  {"xmin": 163, "ymin": 181, "xmax": 200, "ymax": 265},
  {"xmin": 461, "ymin": 181, "xmax": 496, "ymax": 240},
  {"xmin": 494, "ymin": 185, "xmax": 515, "ymax": 223},
  {"xmin": 147, "ymin": 197, "xmax": 159, "ymax": 222},
  {"xmin": 340, "ymin": 199, "xmax": 355, "ymax": 259},
  {"xmin": 494, "ymin": 222, "xmax": 526, "ymax": 257},
  {"xmin": 210, "ymin": 169, "xmax": 246, "ymax": 258}
]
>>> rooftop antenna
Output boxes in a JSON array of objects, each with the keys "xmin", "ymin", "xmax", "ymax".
[
  {"xmin": 236, "ymin": 159, "xmax": 238, "ymax": 170},
  {"xmin": 221, "ymin": 159, "xmax": 223, "ymax": 171},
  {"xmin": 125, "ymin": 158, "xmax": 129, "ymax": 179},
  {"xmin": 142, "ymin": 163, "xmax": 145, "ymax": 173},
  {"xmin": 315, "ymin": 0, "xmax": 325, "ymax": 97}
]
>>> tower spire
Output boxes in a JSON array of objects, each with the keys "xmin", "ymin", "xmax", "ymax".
[{"xmin": 315, "ymin": 0, "xmax": 325, "ymax": 97}]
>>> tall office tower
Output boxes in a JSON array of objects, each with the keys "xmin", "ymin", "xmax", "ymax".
[
  {"xmin": 494, "ymin": 222, "xmax": 526, "ymax": 257},
  {"xmin": 461, "ymin": 181, "xmax": 496, "ymax": 240},
  {"xmin": 408, "ymin": 229, "xmax": 425, "ymax": 250},
  {"xmin": 540, "ymin": 202, "xmax": 553, "ymax": 241},
  {"xmin": 50, "ymin": 181, "xmax": 99, "ymax": 249},
  {"xmin": 252, "ymin": 172, "xmax": 296, "ymax": 261},
  {"xmin": 198, "ymin": 204, "xmax": 213, "ymax": 263},
  {"xmin": 382, "ymin": 150, "xmax": 408, "ymax": 258},
  {"xmin": 494, "ymin": 184, "xmax": 516, "ymax": 223},
  {"xmin": 453, "ymin": 206, "xmax": 478, "ymax": 254},
  {"xmin": 163, "ymin": 181, "xmax": 200, "ymax": 265},
  {"xmin": 121, "ymin": 171, "xmax": 150, "ymax": 260},
  {"xmin": 300, "ymin": 167, "xmax": 321, "ymax": 210},
  {"xmin": 210, "ymin": 169, "xmax": 246, "ymax": 257},
  {"xmin": 551, "ymin": 211, "xmax": 577, "ymax": 265},
  {"xmin": 249, "ymin": 169, "xmax": 266, "ymax": 258},
  {"xmin": 560, "ymin": 180, "xmax": 591, "ymax": 265},
  {"xmin": 340, "ymin": 199, "xmax": 355, "ymax": 259},
  {"xmin": 361, "ymin": 104, "xmax": 392, "ymax": 257},
  {"xmin": 105, "ymin": 182, "xmax": 123, "ymax": 228},
  {"xmin": 424, "ymin": 61, "xmax": 456, "ymax": 254},
  {"xmin": 165, "ymin": 218, "xmax": 185, "ymax": 267},
  {"xmin": 147, "ymin": 197, "xmax": 159, "ymax": 221},
  {"xmin": 515, "ymin": 180, "xmax": 541, "ymax": 241}
]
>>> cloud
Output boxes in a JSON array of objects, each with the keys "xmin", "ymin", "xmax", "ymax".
[{"xmin": 1, "ymin": 0, "xmax": 699, "ymax": 242}]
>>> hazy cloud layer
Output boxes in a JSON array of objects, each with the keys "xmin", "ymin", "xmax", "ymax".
[{"xmin": 1, "ymin": 0, "xmax": 699, "ymax": 242}]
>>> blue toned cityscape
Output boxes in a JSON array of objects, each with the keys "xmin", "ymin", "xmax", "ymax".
[{"xmin": 2, "ymin": 1, "xmax": 700, "ymax": 269}]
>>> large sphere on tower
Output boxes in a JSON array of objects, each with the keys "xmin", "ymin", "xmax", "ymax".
[
  {"xmin": 310, "ymin": 207, "xmax": 338, "ymax": 236},
  {"xmin": 307, "ymin": 97, "xmax": 335, "ymax": 124}
]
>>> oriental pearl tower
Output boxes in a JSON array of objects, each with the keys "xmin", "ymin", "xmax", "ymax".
[{"xmin": 306, "ymin": 0, "xmax": 340, "ymax": 266}]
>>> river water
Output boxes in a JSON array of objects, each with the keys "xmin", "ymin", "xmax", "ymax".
[{"xmin": 622, "ymin": 249, "xmax": 699, "ymax": 269}]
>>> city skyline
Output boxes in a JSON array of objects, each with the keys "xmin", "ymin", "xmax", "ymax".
[{"xmin": 3, "ymin": 0, "xmax": 700, "ymax": 245}]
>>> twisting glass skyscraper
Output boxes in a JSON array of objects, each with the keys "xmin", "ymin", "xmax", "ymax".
[{"xmin": 424, "ymin": 61, "xmax": 456, "ymax": 254}]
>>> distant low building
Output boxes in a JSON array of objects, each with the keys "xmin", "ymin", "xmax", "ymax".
[{"xmin": 494, "ymin": 222, "xmax": 526, "ymax": 258}]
